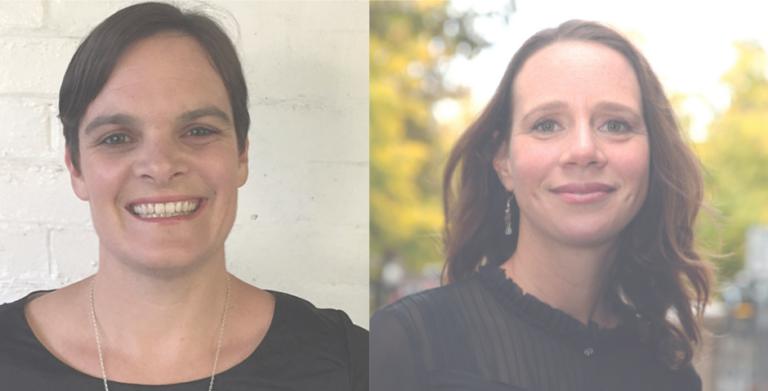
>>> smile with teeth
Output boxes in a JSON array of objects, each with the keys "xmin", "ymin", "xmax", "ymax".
[{"xmin": 130, "ymin": 199, "xmax": 201, "ymax": 218}]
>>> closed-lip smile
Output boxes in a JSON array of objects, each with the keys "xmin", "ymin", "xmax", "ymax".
[{"xmin": 551, "ymin": 183, "xmax": 615, "ymax": 204}]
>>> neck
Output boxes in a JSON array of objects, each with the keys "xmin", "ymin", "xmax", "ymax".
[
  {"xmin": 501, "ymin": 224, "xmax": 618, "ymax": 327},
  {"xmin": 91, "ymin": 249, "xmax": 231, "ymax": 357}
]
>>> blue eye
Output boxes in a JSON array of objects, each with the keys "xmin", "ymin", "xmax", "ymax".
[
  {"xmin": 600, "ymin": 120, "xmax": 632, "ymax": 133},
  {"xmin": 531, "ymin": 119, "xmax": 561, "ymax": 133},
  {"xmin": 100, "ymin": 133, "xmax": 131, "ymax": 145}
]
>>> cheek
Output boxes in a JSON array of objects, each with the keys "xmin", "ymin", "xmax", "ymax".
[
  {"xmin": 614, "ymin": 141, "xmax": 650, "ymax": 190},
  {"xmin": 197, "ymin": 156, "xmax": 242, "ymax": 196},
  {"xmin": 508, "ymin": 142, "xmax": 558, "ymax": 188},
  {"xmin": 80, "ymin": 157, "xmax": 125, "ymax": 200}
]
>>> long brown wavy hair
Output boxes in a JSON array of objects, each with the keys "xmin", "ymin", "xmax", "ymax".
[{"xmin": 442, "ymin": 20, "xmax": 713, "ymax": 368}]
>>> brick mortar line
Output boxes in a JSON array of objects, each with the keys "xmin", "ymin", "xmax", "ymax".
[
  {"xmin": 47, "ymin": 103, "xmax": 57, "ymax": 152},
  {"xmin": 45, "ymin": 228, "xmax": 53, "ymax": 276},
  {"xmin": 0, "ymin": 30, "xmax": 82, "ymax": 39},
  {"xmin": 0, "ymin": 158, "xmax": 65, "ymax": 166},
  {"xmin": 41, "ymin": 0, "xmax": 50, "ymax": 30},
  {"xmin": 0, "ymin": 93, "xmax": 58, "ymax": 100},
  {"xmin": 0, "ymin": 220, "xmax": 90, "ymax": 228}
]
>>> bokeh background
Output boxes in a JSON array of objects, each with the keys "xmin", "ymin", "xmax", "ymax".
[{"xmin": 370, "ymin": 1, "xmax": 768, "ymax": 389}]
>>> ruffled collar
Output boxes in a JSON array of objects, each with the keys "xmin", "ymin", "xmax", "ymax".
[{"xmin": 477, "ymin": 265, "xmax": 646, "ymax": 352}]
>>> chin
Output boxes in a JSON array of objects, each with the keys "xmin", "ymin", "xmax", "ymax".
[{"xmin": 554, "ymin": 224, "xmax": 623, "ymax": 249}]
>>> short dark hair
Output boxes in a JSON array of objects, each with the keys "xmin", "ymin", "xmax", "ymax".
[
  {"xmin": 59, "ymin": 1, "xmax": 249, "ymax": 171},
  {"xmin": 442, "ymin": 20, "xmax": 713, "ymax": 368}
]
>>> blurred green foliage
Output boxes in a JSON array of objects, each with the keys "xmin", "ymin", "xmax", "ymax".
[
  {"xmin": 370, "ymin": 1, "xmax": 494, "ymax": 279},
  {"xmin": 695, "ymin": 42, "xmax": 768, "ymax": 282}
]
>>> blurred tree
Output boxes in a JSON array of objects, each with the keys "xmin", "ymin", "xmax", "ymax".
[
  {"xmin": 370, "ymin": 1, "xmax": 510, "ymax": 301},
  {"xmin": 695, "ymin": 42, "xmax": 768, "ymax": 282}
]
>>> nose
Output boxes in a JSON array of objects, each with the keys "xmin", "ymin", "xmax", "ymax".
[
  {"xmin": 132, "ymin": 133, "xmax": 188, "ymax": 184},
  {"xmin": 560, "ymin": 123, "xmax": 606, "ymax": 168}
]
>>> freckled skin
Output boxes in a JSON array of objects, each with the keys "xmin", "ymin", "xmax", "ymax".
[{"xmin": 495, "ymin": 41, "xmax": 650, "ymax": 248}]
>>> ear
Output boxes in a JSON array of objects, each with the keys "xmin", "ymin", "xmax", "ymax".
[
  {"xmin": 492, "ymin": 140, "xmax": 515, "ymax": 193},
  {"xmin": 64, "ymin": 148, "xmax": 89, "ymax": 201},
  {"xmin": 237, "ymin": 138, "xmax": 249, "ymax": 187}
]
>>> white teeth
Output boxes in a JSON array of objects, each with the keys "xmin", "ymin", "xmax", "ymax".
[{"xmin": 131, "ymin": 200, "xmax": 200, "ymax": 218}]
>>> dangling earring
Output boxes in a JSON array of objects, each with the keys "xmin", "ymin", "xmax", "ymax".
[{"xmin": 504, "ymin": 194, "xmax": 514, "ymax": 236}]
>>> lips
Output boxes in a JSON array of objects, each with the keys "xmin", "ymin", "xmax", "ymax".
[
  {"xmin": 126, "ymin": 197, "xmax": 205, "ymax": 219},
  {"xmin": 552, "ymin": 183, "xmax": 615, "ymax": 194},
  {"xmin": 551, "ymin": 183, "xmax": 615, "ymax": 204}
]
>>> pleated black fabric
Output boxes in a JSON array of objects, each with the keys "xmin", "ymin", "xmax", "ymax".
[
  {"xmin": 0, "ymin": 290, "xmax": 368, "ymax": 391},
  {"xmin": 371, "ymin": 265, "xmax": 701, "ymax": 391}
]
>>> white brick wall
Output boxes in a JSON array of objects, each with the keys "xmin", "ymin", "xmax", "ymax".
[
  {"xmin": 0, "ymin": 1, "xmax": 44, "ymax": 32},
  {"xmin": 0, "ymin": 0, "xmax": 369, "ymax": 327}
]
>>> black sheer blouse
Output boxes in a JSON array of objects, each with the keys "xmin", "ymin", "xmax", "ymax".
[{"xmin": 370, "ymin": 265, "xmax": 701, "ymax": 391}]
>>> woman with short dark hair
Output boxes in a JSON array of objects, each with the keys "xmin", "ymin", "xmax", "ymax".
[
  {"xmin": 0, "ymin": 3, "xmax": 367, "ymax": 390},
  {"xmin": 371, "ymin": 20, "xmax": 712, "ymax": 391}
]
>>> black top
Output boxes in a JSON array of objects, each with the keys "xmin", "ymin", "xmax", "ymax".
[
  {"xmin": 370, "ymin": 265, "xmax": 701, "ymax": 391},
  {"xmin": 0, "ymin": 290, "xmax": 368, "ymax": 391}
]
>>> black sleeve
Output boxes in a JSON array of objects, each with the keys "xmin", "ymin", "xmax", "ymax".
[{"xmin": 369, "ymin": 306, "xmax": 424, "ymax": 391}]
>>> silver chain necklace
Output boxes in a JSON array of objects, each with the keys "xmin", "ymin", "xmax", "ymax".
[{"xmin": 88, "ymin": 276, "xmax": 231, "ymax": 391}]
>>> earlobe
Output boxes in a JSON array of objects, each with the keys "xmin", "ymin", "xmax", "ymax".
[
  {"xmin": 492, "ymin": 143, "xmax": 515, "ymax": 192},
  {"xmin": 64, "ymin": 148, "xmax": 89, "ymax": 201},
  {"xmin": 237, "ymin": 139, "xmax": 249, "ymax": 187}
]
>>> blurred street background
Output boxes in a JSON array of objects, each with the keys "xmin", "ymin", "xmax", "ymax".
[{"xmin": 370, "ymin": 1, "xmax": 768, "ymax": 390}]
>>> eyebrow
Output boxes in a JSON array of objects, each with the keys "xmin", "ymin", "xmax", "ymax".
[
  {"xmin": 593, "ymin": 101, "xmax": 642, "ymax": 118},
  {"xmin": 82, "ymin": 106, "xmax": 232, "ymax": 135},
  {"xmin": 83, "ymin": 113, "xmax": 140, "ymax": 135},
  {"xmin": 518, "ymin": 100, "xmax": 642, "ymax": 123},
  {"xmin": 519, "ymin": 101, "xmax": 568, "ymax": 124},
  {"xmin": 176, "ymin": 106, "xmax": 231, "ymax": 125}
]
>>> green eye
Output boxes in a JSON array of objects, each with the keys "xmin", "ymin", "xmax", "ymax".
[
  {"xmin": 601, "ymin": 120, "xmax": 631, "ymax": 133},
  {"xmin": 531, "ymin": 120, "xmax": 560, "ymax": 133}
]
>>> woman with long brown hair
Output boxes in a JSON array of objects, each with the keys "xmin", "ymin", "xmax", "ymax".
[{"xmin": 371, "ymin": 20, "xmax": 712, "ymax": 391}]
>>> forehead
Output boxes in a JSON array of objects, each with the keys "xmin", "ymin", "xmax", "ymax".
[
  {"xmin": 512, "ymin": 40, "xmax": 642, "ymax": 114},
  {"xmin": 82, "ymin": 32, "xmax": 230, "ymax": 125},
  {"xmin": 109, "ymin": 32, "xmax": 220, "ymax": 85}
]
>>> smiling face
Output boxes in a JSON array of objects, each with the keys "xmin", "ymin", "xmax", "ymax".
[
  {"xmin": 494, "ymin": 40, "xmax": 649, "ymax": 249},
  {"xmin": 66, "ymin": 32, "xmax": 248, "ymax": 275}
]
